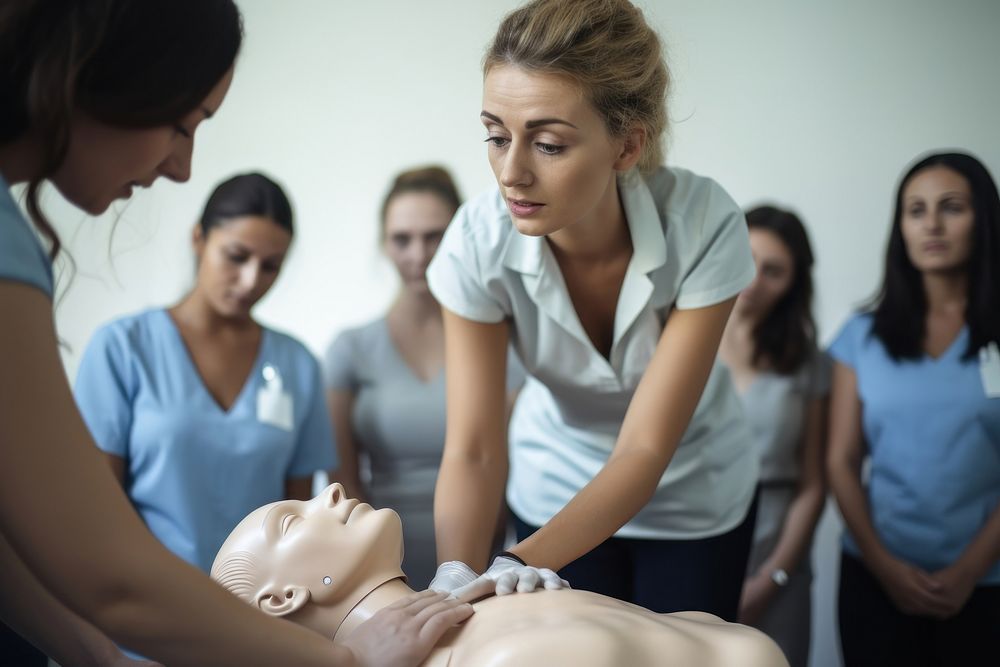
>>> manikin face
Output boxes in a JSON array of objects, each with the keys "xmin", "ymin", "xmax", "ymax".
[
  {"xmin": 383, "ymin": 191, "xmax": 452, "ymax": 294},
  {"xmin": 734, "ymin": 228, "xmax": 795, "ymax": 321},
  {"xmin": 193, "ymin": 215, "xmax": 292, "ymax": 320},
  {"xmin": 51, "ymin": 67, "xmax": 235, "ymax": 215},
  {"xmin": 480, "ymin": 65, "xmax": 639, "ymax": 239},
  {"xmin": 900, "ymin": 166, "xmax": 975, "ymax": 274},
  {"xmin": 212, "ymin": 483, "xmax": 404, "ymax": 616}
]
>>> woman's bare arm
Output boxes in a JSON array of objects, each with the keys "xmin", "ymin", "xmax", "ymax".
[
  {"xmin": 433, "ymin": 311, "xmax": 511, "ymax": 571},
  {"xmin": 756, "ymin": 395, "xmax": 828, "ymax": 576},
  {"xmin": 0, "ymin": 282, "xmax": 471, "ymax": 667}
]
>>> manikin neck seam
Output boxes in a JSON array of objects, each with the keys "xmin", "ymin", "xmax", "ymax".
[{"xmin": 332, "ymin": 574, "xmax": 408, "ymax": 642}]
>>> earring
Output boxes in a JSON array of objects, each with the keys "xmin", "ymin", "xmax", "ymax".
[{"xmin": 323, "ymin": 576, "xmax": 332, "ymax": 586}]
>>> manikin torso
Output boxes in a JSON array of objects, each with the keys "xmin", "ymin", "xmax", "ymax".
[
  {"xmin": 409, "ymin": 588, "xmax": 785, "ymax": 666},
  {"xmin": 211, "ymin": 485, "xmax": 788, "ymax": 667}
]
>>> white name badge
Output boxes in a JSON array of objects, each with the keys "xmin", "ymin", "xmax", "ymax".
[
  {"xmin": 257, "ymin": 363, "xmax": 294, "ymax": 430},
  {"xmin": 980, "ymin": 342, "xmax": 1000, "ymax": 398}
]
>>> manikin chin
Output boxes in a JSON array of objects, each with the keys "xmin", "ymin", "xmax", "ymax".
[{"xmin": 211, "ymin": 483, "xmax": 789, "ymax": 667}]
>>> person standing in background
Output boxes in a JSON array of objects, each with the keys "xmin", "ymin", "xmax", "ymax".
[
  {"xmin": 719, "ymin": 205, "xmax": 830, "ymax": 666},
  {"xmin": 325, "ymin": 166, "xmax": 524, "ymax": 589},
  {"xmin": 74, "ymin": 172, "xmax": 335, "ymax": 574},
  {"xmin": 827, "ymin": 151, "xmax": 1000, "ymax": 666}
]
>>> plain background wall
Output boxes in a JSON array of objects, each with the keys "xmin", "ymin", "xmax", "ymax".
[{"xmin": 31, "ymin": 2, "xmax": 1000, "ymax": 666}]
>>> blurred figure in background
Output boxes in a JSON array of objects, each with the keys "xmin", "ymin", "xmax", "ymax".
[
  {"xmin": 324, "ymin": 166, "xmax": 523, "ymax": 589},
  {"xmin": 827, "ymin": 151, "xmax": 1000, "ymax": 666},
  {"xmin": 75, "ymin": 172, "xmax": 335, "ymax": 574},
  {"xmin": 719, "ymin": 205, "xmax": 830, "ymax": 667}
]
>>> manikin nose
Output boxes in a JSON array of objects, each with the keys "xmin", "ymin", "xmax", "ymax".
[{"xmin": 319, "ymin": 483, "xmax": 346, "ymax": 508}]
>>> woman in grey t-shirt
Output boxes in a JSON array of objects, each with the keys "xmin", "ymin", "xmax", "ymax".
[
  {"xmin": 324, "ymin": 166, "xmax": 523, "ymax": 588},
  {"xmin": 719, "ymin": 205, "xmax": 830, "ymax": 667}
]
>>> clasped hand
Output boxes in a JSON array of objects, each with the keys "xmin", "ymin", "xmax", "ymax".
[{"xmin": 430, "ymin": 555, "xmax": 569, "ymax": 602}]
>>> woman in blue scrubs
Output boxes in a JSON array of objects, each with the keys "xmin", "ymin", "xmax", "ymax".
[
  {"xmin": 827, "ymin": 151, "xmax": 1000, "ymax": 666},
  {"xmin": 75, "ymin": 172, "xmax": 335, "ymax": 573},
  {"xmin": 0, "ymin": 2, "xmax": 470, "ymax": 664}
]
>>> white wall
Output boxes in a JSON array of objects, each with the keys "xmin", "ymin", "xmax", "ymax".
[{"xmin": 40, "ymin": 2, "xmax": 1000, "ymax": 666}]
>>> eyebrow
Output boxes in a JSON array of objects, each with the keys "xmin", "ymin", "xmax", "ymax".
[
  {"xmin": 480, "ymin": 111, "xmax": 578, "ymax": 130},
  {"xmin": 201, "ymin": 105, "xmax": 215, "ymax": 120},
  {"xmin": 904, "ymin": 191, "xmax": 969, "ymax": 201}
]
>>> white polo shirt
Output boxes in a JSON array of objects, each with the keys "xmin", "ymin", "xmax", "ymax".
[{"xmin": 427, "ymin": 166, "xmax": 758, "ymax": 539}]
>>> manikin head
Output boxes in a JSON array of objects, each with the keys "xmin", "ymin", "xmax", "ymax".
[{"xmin": 210, "ymin": 483, "xmax": 406, "ymax": 637}]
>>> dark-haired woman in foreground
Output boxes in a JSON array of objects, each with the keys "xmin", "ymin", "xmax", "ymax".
[
  {"xmin": 75, "ymin": 172, "xmax": 335, "ymax": 574},
  {"xmin": 827, "ymin": 151, "xmax": 1000, "ymax": 666},
  {"xmin": 0, "ymin": 2, "xmax": 470, "ymax": 665},
  {"xmin": 719, "ymin": 206, "xmax": 829, "ymax": 666}
]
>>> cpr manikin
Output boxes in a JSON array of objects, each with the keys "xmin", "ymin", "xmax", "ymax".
[{"xmin": 211, "ymin": 484, "xmax": 789, "ymax": 666}]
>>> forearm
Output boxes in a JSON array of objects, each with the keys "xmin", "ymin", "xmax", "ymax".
[
  {"xmin": 435, "ymin": 450, "xmax": 508, "ymax": 571},
  {"xmin": 828, "ymin": 459, "xmax": 892, "ymax": 570},
  {"xmin": 756, "ymin": 485, "xmax": 826, "ymax": 575},
  {"xmin": 0, "ymin": 286, "xmax": 350, "ymax": 666},
  {"xmin": 0, "ymin": 533, "xmax": 124, "ymax": 667},
  {"xmin": 513, "ymin": 447, "xmax": 665, "ymax": 570}
]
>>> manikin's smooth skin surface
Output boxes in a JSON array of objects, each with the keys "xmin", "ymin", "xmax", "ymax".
[{"xmin": 213, "ymin": 484, "xmax": 789, "ymax": 667}]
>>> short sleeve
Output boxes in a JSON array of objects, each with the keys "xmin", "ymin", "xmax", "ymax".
[
  {"xmin": 0, "ymin": 187, "xmax": 54, "ymax": 298},
  {"xmin": 323, "ymin": 330, "xmax": 358, "ymax": 391},
  {"xmin": 806, "ymin": 349, "xmax": 833, "ymax": 397},
  {"xmin": 74, "ymin": 325, "xmax": 135, "ymax": 458},
  {"xmin": 426, "ymin": 207, "xmax": 507, "ymax": 323},
  {"xmin": 288, "ymin": 355, "xmax": 338, "ymax": 477},
  {"xmin": 674, "ymin": 183, "xmax": 755, "ymax": 310},
  {"xmin": 827, "ymin": 314, "xmax": 869, "ymax": 370}
]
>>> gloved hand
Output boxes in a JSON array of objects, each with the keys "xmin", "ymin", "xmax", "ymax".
[
  {"xmin": 449, "ymin": 554, "xmax": 570, "ymax": 602},
  {"xmin": 428, "ymin": 560, "xmax": 480, "ymax": 596}
]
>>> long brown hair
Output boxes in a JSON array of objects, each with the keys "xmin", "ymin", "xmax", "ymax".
[
  {"xmin": 745, "ymin": 205, "xmax": 817, "ymax": 374},
  {"xmin": 0, "ymin": 0, "xmax": 243, "ymax": 259}
]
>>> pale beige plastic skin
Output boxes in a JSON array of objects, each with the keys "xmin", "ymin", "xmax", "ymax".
[{"xmin": 212, "ymin": 483, "xmax": 789, "ymax": 667}]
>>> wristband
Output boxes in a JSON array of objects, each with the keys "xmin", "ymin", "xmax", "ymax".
[{"xmin": 494, "ymin": 550, "xmax": 527, "ymax": 566}]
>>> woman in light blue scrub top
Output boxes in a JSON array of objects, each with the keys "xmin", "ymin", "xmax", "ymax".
[
  {"xmin": 74, "ymin": 172, "xmax": 336, "ymax": 573},
  {"xmin": 827, "ymin": 151, "xmax": 1000, "ymax": 667}
]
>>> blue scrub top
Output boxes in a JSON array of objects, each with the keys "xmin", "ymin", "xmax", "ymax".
[
  {"xmin": 829, "ymin": 313, "xmax": 1000, "ymax": 584},
  {"xmin": 0, "ymin": 175, "xmax": 53, "ymax": 298},
  {"xmin": 74, "ymin": 308, "xmax": 336, "ymax": 572}
]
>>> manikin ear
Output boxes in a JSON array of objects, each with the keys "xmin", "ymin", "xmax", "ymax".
[
  {"xmin": 255, "ymin": 585, "xmax": 311, "ymax": 618},
  {"xmin": 613, "ymin": 126, "xmax": 646, "ymax": 172}
]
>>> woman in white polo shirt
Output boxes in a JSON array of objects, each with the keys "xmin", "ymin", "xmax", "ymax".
[{"xmin": 425, "ymin": 0, "xmax": 758, "ymax": 620}]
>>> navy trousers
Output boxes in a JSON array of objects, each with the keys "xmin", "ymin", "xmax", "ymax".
[{"xmin": 512, "ymin": 490, "xmax": 758, "ymax": 621}]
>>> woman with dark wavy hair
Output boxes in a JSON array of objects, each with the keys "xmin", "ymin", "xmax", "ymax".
[
  {"xmin": 719, "ymin": 205, "xmax": 829, "ymax": 666},
  {"xmin": 0, "ymin": 2, "xmax": 469, "ymax": 665},
  {"xmin": 827, "ymin": 151, "xmax": 1000, "ymax": 666}
]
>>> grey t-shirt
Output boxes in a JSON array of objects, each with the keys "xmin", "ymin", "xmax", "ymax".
[
  {"xmin": 323, "ymin": 317, "xmax": 524, "ymax": 587},
  {"xmin": 738, "ymin": 348, "xmax": 832, "ymax": 484}
]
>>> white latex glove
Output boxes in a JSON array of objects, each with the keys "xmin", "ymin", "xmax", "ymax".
[
  {"xmin": 449, "ymin": 555, "xmax": 570, "ymax": 602},
  {"xmin": 428, "ymin": 560, "xmax": 480, "ymax": 596}
]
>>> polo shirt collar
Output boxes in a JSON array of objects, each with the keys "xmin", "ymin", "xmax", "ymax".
[
  {"xmin": 500, "ymin": 172, "xmax": 667, "ymax": 276},
  {"xmin": 499, "ymin": 171, "xmax": 669, "ymax": 355}
]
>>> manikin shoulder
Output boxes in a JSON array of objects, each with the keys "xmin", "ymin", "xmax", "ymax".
[{"xmin": 421, "ymin": 589, "xmax": 788, "ymax": 667}]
